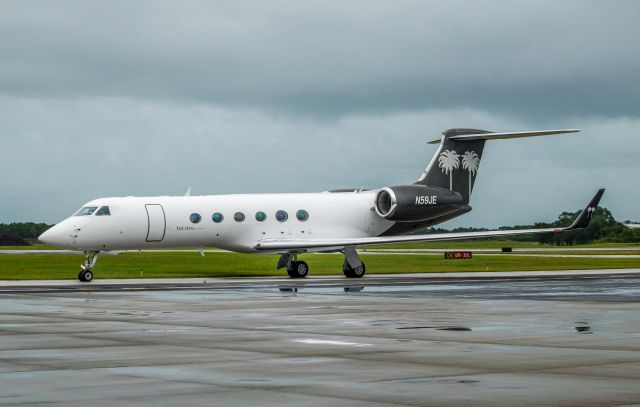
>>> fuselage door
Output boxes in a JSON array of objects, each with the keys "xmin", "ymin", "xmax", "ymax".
[{"xmin": 145, "ymin": 204, "xmax": 166, "ymax": 242}]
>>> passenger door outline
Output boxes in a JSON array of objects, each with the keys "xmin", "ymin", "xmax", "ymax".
[{"xmin": 145, "ymin": 204, "xmax": 166, "ymax": 242}]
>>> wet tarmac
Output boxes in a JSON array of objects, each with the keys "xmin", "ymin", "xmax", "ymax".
[{"xmin": 1, "ymin": 271, "xmax": 640, "ymax": 406}]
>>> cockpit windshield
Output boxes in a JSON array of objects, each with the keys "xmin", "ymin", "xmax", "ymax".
[
  {"xmin": 96, "ymin": 206, "xmax": 111, "ymax": 216},
  {"xmin": 74, "ymin": 206, "xmax": 98, "ymax": 216}
]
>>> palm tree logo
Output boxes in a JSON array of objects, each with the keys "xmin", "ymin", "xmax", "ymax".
[
  {"xmin": 461, "ymin": 151, "xmax": 480, "ymax": 197},
  {"xmin": 438, "ymin": 150, "xmax": 460, "ymax": 190}
]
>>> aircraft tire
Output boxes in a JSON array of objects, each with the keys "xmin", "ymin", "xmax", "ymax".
[
  {"xmin": 80, "ymin": 269, "xmax": 93, "ymax": 282},
  {"xmin": 343, "ymin": 262, "xmax": 365, "ymax": 278},
  {"xmin": 287, "ymin": 261, "xmax": 309, "ymax": 278}
]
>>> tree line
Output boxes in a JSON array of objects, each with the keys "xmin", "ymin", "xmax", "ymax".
[{"xmin": 0, "ymin": 223, "xmax": 52, "ymax": 246}]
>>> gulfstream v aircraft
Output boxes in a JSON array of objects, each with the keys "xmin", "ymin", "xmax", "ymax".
[{"xmin": 39, "ymin": 128, "xmax": 604, "ymax": 282}]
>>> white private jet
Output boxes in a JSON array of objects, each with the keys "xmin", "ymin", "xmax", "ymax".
[{"xmin": 39, "ymin": 128, "xmax": 604, "ymax": 282}]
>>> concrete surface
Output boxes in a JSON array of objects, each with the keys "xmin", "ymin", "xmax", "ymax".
[
  {"xmin": 2, "ymin": 268, "xmax": 640, "ymax": 290},
  {"xmin": 1, "ymin": 273, "xmax": 640, "ymax": 406}
]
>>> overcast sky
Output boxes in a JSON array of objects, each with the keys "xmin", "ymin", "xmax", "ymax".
[{"xmin": 1, "ymin": 0, "xmax": 639, "ymax": 227}]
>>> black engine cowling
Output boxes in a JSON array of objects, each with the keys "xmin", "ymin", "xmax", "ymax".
[{"xmin": 374, "ymin": 185, "xmax": 466, "ymax": 222}]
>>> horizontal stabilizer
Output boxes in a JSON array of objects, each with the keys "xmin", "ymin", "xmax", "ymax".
[{"xmin": 428, "ymin": 129, "xmax": 580, "ymax": 144}]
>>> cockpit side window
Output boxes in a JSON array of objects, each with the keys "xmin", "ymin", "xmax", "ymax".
[
  {"xmin": 74, "ymin": 206, "xmax": 98, "ymax": 216},
  {"xmin": 95, "ymin": 206, "xmax": 111, "ymax": 216}
]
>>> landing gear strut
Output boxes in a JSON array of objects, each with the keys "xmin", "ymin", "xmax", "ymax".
[
  {"xmin": 278, "ymin": 253, "xmax": 309, "ymax": 278},
  {"xmin": 78, "ymin": 251, "xmax": 99, "ymax": 282},
  {"xmin": 342, "ymin": 247, "xmax": 366, "ymax": 278},
  {"xmin": 277, "ymin": 248, "xmax": 365, "ymax": 279}
]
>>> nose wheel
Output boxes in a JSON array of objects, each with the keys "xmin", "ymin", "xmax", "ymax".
[
  {"xmin": 78, "ymin": 251, "xmax": 99, "ymax": 282},
  {"xmin": 78, "ymin": 269, "xmax": 94, "ymax": 282}
]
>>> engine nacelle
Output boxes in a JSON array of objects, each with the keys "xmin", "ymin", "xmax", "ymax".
[{"xmin": 374, "ymin": 185, "xmax": 466, "ymax": 222}]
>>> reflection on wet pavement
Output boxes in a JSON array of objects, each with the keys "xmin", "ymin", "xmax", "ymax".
[{"xmin": 1, "ymin": 273, "xmax": 639, "ymax": 406}]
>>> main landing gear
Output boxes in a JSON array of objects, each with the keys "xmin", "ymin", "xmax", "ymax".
[
  {"xmin": 342, "ymin": 247, "xmax": 366, "ymax": 278},
  {"xmin": 277, "ymin": 247, "xmax": 366, "ymax": 279},
  {"xmin": 278, "ymin": 253, "xmax": 309, "ymax": 278},
  {"xmin": 78, "ymin": 251, "xmax": 99, "ymax": 282}
]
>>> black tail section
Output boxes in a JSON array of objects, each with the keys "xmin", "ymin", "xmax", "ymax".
[
  {"xmin": 567, "ymin": 188, "xmax": 605, "ymax": 230},
  {"xmin": 416, "ymin": 128, "xmax": 491, "ymax": 204}
]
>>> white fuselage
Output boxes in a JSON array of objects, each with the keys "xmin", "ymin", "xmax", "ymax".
[{"xmin": 41, "ymin": 190, "xmax": 395, "ymax": 253}]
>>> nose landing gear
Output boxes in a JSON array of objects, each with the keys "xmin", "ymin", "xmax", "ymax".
[{"xmin": 78, "ymin": 251, "xmax": 99, "ymax": 282}]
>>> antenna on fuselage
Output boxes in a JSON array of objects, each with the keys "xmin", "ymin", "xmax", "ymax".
[{"xmin": 184, "ymin": 187, "xmax": 192, "ymax": 196}]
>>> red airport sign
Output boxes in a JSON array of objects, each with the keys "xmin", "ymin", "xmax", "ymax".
[{"xmin": 444, "ymin": 251, "xmax": 472, "ymax": 259}]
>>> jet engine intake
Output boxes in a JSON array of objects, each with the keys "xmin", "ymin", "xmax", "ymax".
[{"xmin": 374, "ymin": 185, "xmax": 465, "ymax": 222}]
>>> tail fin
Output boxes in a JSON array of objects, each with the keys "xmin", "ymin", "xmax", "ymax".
[
  {"xmin": 416, "ymin": 128, "xmax": 580, "ymax": 204},
  {"xmin": 416, "ymin": 128, "xmax": 489, "ymax": 203}
]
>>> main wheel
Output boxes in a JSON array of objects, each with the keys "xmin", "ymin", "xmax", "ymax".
[
  {"xmin": 79, "ymin": 269, "xmax": 93, "ymax": 282},
  {"xmin": 343, "ymin": 262, "xmax": 366, "ymax": 278},
  {"xmin": 287, "ymin": 261, "xmax": 309, "ymax": 278}
]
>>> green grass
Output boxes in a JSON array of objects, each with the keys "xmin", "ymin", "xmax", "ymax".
[
  {"xmin": 490, "ymin": 251, "xmax": 640, "ymax": 255},
  {"xmin": 0, "ymin": 251, "xmax": 638, "ymax": 280},
  {"xmin": 368, "ymin": 249, "xmax": 640, "ymax": 256},
  {"xmin": 378, "ymin": 240, "xmax": 640, "ymax": 250}
]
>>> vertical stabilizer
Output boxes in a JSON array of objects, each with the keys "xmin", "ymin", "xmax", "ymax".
[{"xmin": 416, "ymin": 128, "xmax": 490, "ymax": 203}]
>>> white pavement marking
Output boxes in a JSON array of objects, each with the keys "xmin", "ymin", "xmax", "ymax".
[{"xmin": 294, "ymin": 339, "xmax": 372, "ymax": 347}]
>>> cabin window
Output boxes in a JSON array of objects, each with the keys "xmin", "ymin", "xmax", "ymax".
[
  {"xmin": 95, "ymin": 206, "xmax": 111, "ymax": 216},
  {"xmin": 74, "ymin": 207, "xmax": 98, "ymax": 216},
  {"xmin": 255, "ymin": 211, "xmax": 266, "ymax": 222},
  {"xmin": 190, "ymin": 213, "xmax": 202, "ymax": 224},
  {"xmin": 276, "ymin": 210, "xmax": 288, "ymax": 222},
  {"xmin": 296, "ymin": 209, "xmax": 309, "ymax": 221},
  {"xmin": 212, "ymin": 212, "xmax": 224, "ymax": 223},
  {"xmin": 234, "ymin": 212, "xmax": 246, "ymax": 222}
]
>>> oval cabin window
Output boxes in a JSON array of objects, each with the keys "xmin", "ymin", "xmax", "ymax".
[
  {"xmin": 296, "ymin": 210, "xmax": 309, "ymax": 221},
  {"xmin": 276, "ymin": 210, "xmax": 288, "ymax": 222}
]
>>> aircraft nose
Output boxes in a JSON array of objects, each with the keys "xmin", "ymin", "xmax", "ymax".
[{"xmin": 38, "ymin": 224, "xmax": 66, "ymax": 247}]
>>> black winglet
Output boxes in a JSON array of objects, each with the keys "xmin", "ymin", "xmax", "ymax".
[{"xmin": 567, "ymin": 188, "xmax": 605, "ymax": 230}]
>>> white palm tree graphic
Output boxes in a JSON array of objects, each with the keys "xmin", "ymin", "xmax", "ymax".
[
  {"xmin": 438, "ymin": 150, "xmax": 460, "ymax": 190},
  {"xmin": 461, "ymin": 151, "xmax": 480, "ymax": 197}
]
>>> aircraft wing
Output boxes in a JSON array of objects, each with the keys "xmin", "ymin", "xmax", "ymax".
[{"xmin": 254, "ymin": 189, "xmax": 604, "ymax": 252}]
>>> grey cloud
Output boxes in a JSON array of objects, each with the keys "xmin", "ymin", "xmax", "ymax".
[
  {"xmin": 1, "ymin": 1, "xmax": 639, "ymax": 119},
  {"xmin": 1, "ymin": 97, "xmax": 638, "ymax": 226},
  {"xmin": 1, "ymin": 1, "xmax": 639, "ymax": 226}
]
